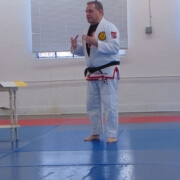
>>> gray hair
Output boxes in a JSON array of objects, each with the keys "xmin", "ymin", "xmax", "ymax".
[{"xmin": 87, "ymin": 1, "xmax": 104, "ymax": 12}]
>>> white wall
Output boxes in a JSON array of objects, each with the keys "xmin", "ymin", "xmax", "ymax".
[{"xmin": 0, "ymin": 0, "xmax": 180, "ymax": 115}]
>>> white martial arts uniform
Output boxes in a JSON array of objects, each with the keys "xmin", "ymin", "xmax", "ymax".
[{"xmin": 73, "ymin": 17, "xmax": 120, "ymax": 138}]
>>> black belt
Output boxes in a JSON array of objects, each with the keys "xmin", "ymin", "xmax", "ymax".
[{"xmin": 84, "ymin": 61, "xmax": 120, "ymax": 76}]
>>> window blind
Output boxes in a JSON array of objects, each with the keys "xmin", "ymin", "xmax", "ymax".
[{"xmin": 31, "ymin": 0, "xmax": 128, "ymax": 53}]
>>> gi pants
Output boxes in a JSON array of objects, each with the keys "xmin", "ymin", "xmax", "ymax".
[{"xmin": 86, "ymin": 74, "xmax": 119, "ymax": 138}]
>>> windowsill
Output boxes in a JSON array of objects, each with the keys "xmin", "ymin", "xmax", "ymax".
[{"xmin": 35, "ymin": 50, "xmax": 126, "ymax": 59}]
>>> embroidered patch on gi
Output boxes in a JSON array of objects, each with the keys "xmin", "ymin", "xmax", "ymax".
[
  {"xmin": 111, "ymin": 31, "xmax": 117, "ymax": 38},
  {"xmin": 98, "ymin": 32, "xmax": 106, "ymax": 41}
]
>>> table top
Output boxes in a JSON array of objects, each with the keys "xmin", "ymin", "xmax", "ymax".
[{"xmin": 0, "ymin": 86, "xmax": 18, "ymax": 92}]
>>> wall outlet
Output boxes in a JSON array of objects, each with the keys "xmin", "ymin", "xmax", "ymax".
[{"xmin": 145, "ymin": 26, "xmax": 152, "ymax": 34}]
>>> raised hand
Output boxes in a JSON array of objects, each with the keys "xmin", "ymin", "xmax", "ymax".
[
  {"xmin": 82, "ymin": 34, "xmax": 98, "ymax": 47},
  {"xmin": 71, "ymin": 35, "xmax": 79, "ymax": 51}
]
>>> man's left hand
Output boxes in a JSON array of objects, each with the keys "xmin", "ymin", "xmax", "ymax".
[{"xmin": 83, "ymin": 35, "xmax": 98, "ymax": 47}]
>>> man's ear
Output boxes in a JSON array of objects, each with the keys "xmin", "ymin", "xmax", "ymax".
[{"xmin": 100, "ymin": 9, "xmax": 104, "ymax": 15}]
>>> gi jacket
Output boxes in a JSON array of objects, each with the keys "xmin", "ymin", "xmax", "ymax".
[{"xmin": 74, "ymin": 17, "xmax": 120, "ymax": 80}]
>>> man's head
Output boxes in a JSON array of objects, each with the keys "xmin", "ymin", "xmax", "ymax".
[{"xmin": 86, "ymin": 1, "xmax": 104, "ymax": 25}]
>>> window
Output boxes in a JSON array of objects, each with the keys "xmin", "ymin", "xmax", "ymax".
[
  {"xmin": 36, "ymin": 50, "xmax": 126, "ymax": 59},
  {"xmin": 31, "ymin": 0, "xmax": 128, "ymax": 59}
]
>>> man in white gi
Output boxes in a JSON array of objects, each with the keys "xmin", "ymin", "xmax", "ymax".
[{"xmin": 71, "ymin": 1, "xmax": 120, "ymax": 143}]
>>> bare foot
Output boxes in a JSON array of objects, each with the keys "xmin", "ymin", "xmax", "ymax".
[
  {"xmin": 107, "ymin": 137, "xmax": 117, "ymax": 143},
  {"xmin": 84, "ymin": 135, "xmax": 100, "ymax": 141}
]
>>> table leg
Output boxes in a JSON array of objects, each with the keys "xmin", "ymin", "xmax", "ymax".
[
  {"xmin": 9, "ymin": 89, "xmax": 14, "ymax": 141},
  {"xmin": 13, "ymin": 90, "xmax": 18, "ymax": 140}
]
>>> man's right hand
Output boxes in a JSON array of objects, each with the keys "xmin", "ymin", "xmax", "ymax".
[{"xmin": 71, "ymin": 35, "xmax": 79, "ymax": 52}]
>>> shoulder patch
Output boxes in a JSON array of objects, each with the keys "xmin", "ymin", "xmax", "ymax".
[{"xmin": 111, "ymin": 31, "xmax": 117, "ymax": 39}]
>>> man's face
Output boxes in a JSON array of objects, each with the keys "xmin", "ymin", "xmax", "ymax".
[{"xmin": 86, "ymin": 4, "xmax": 102, "ymax": 25}]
